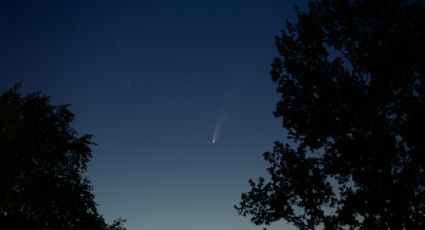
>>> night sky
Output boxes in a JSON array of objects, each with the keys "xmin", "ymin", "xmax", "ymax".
[{"xmin": 0, "ymin": 1, "xmax": 308, "ymax": 229}]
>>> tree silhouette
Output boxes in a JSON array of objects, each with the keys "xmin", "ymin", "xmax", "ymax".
[
  {"xmin": 236, "ymin": 0, "xmax": 425, "ymax": 229},
  {"xmin": 0, "ymin": 84, "xmax": 126, "ymax": 230}
]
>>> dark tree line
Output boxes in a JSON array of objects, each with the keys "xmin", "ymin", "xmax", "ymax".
[
  {"xmin": 0, "ymin": 84, "xmax": 126, "ymax": 230},
  {"xmin": 236, "ymin": 0, "xmax": 425, "ymax": 229}
]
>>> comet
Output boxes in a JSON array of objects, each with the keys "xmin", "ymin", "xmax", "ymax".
[{"xmin": 212, "ymin": 112, "xmax": 225, "ymax": 144}]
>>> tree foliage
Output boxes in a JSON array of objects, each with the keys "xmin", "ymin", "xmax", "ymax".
[
  {"xmin": 236, "ymin": 0, "xmax": 425, "ymax": 229},
  {"xmin": 0, "ymin": 84, "xmax": 126, "ymax": 230}
]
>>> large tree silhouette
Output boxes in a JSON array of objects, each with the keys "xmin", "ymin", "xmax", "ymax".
[
  {"xmin": 236, "ymin": 0, "xmax": 425, "ymax": 229},
  {"xmin": 0, "ymin": 84, "xmax": 126, "ymax": 230}
]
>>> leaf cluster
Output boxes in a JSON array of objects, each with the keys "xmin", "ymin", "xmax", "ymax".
[
  {"xmin": 0, "ymin": 84, "xmax": 126, "ymax": 230},
  {"xmin": 236, "ymin": 0, "xmax": 425, "ymax": 229}
]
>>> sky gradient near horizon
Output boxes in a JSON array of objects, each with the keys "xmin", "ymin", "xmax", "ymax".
[{"xmin": 0, "ymin": 1, "xmax": 308, "ymax": 229}]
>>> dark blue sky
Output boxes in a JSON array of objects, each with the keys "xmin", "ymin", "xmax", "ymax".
[{"xmin": 0, "ymin": 0, "xmax": 308, "ymax": 229}]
